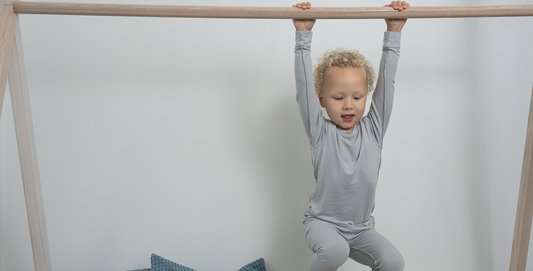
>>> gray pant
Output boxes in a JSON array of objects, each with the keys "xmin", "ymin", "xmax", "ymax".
[{"xmin": 304, "ymin": 218, "xmax": 404, "ymax": 271}]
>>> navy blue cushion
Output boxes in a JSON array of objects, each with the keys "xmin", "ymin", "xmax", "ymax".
[
  {"xmin": 151, "ymin": 254, "xmax": 266, "ymax": 271},
  {"xmin": 151, "ymin": 253, "xmax": 196, "ymax": 271},
  {"xmin": 237, "ymin": 258, "xmax": 266, "ymax": 271}
]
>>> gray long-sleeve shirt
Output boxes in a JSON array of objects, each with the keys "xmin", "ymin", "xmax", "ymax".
[{"xmin": 295, "ymin": 31, "xmax": 401, "ymax": 233}]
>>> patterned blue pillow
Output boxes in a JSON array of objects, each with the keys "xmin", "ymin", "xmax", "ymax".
[
  {"xmin": 151, "ymin": 253, "xmax": 266, "ymax": 271},
  {"xmin": 237, "ymin": 258, "xmax": 266, "ymax": 271},
  {"xmin": 151, "ymin": 253, "xmax": 196, "ymax": 271}
]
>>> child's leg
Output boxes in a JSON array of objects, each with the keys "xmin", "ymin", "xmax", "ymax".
[
  {"xmin": 304, "ymin": 219, "xmax": 350, "ymax": 271},
  {"xmin": 348, "ymin": 228, "xmax": 404, "ymax": 271}
]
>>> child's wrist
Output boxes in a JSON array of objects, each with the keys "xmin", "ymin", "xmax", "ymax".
[
  {"xmin": 295, "ymin": 26, "xmax": 312, "ymax": 31},
  {"xmin": 387, "ymin": 25, "xmax": 402, "ymax": 32}
]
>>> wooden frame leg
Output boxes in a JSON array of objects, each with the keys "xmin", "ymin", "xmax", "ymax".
[
  {"xmin": 7, "ymin": 11, "xmax": 53, "ymax": 271},
  {"xmin": 0, "ymin": 3, "xmax": 16, "ymax": 119},
  {"xmin": 510, "ymin": 85, "xmax": 533, "ymax": 271}
]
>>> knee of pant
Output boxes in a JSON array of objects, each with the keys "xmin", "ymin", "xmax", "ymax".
[
  {"xmin": 376, "ymin": 251, "xmax": 405, "ymax": 271},
  {"xmin": 316, "ymin": 243, "xmax": 349, "ymax": 269}
]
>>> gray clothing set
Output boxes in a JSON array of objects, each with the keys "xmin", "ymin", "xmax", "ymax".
[{"xmin": 294, "ymin": 31, "xmax": 404, "ymax": 271}]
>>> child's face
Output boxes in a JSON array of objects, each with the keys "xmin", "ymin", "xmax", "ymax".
[{"xmin": 318, "ymin": 66, "xmax": 368, "ymax": 131}]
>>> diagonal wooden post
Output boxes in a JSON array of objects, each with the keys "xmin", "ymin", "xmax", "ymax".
[
  {"xmin": 7, "ymin": 7, "xmax": 53, "ymax": 271},
  {"xmin": 0, "ymin": 0, "xmax": 16, "ymax": 119},
  {"xmin": 510, "ymin": 85, "xmax": 533, "ymax": 271}
]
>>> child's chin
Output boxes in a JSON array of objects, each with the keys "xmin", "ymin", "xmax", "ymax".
[
  {"xmin": 339, "ymin": 124, "xmax": 355, "ymax": 131},
  {"xmin": 332, "ymin": 120, "xmax": 353, "ymax": 129}
]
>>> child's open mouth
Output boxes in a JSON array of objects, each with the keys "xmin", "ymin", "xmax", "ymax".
[{"xmin": 341, "ymin": 115, "xmax": 354, "ymax": 122}]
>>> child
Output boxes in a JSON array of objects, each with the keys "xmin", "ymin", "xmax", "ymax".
[{"xmin": 292, "ymin": 2, "xmax": 409, "ymax": 271}]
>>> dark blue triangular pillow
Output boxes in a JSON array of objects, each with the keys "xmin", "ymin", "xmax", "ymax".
[
  {"xmin": 151, "ymin": 253, "xmax": 266, "ymax": 271},
  {"xmin": 237, "ymin": 258, "xmax": 266, "ymax": 271},
  {"xmin": 151, "ymin": 253, "xmax": 196, "ymax": 271}
]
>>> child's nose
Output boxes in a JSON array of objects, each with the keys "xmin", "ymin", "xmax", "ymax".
[{"xmin": 344, "ymin": 100, "xmax": 353, "ymax": 109}]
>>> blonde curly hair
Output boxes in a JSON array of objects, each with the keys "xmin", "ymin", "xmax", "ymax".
[{"xmin": 314, "ymin": 48, "xmax": 375, "ymax": 95}]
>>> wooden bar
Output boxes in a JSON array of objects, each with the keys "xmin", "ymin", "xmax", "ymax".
[
  {"xmin": 12, "ymin": 1, "xmax": 533, "ymax": 19},
  {"xmin": 510, "ymin": 86, "xmax": 533, "ymax": 271},
  {"xmin": 0, "ymin": 2, "xmax": 16, "ymax": 120},
  {"xmin": 8, "ymin": 12, "xmax": 53, "ymax": 271}
]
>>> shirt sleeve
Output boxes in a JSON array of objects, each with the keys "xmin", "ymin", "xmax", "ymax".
[
  {"xmin": 294, "ymin": 31, "xmax": 326, "ymax": 147},
  {"xmin": 366, "ymin": 31, "xmax": 401, "ymax": 146}
]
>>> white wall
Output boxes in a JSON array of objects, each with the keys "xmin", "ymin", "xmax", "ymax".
[{"xmin": 2, "ymin": 0, "xmax": 533, "ymax": 270}]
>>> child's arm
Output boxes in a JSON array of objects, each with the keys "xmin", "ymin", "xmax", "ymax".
[
  {"xmin": 367, "ymin": 1, "xmax": 409, "ymax": 144},
  {"xmin": 293, "ymin": 3, "xmax": 324, "ymax": 146}
]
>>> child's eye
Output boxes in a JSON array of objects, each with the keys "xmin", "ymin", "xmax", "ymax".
[
  {"xmin": 354, "ymin": 97, "xmax": 361, "ymax": 100},
  {"xmin": 333, "ymin": 97, "xmax": 343, "ymax": 100}
]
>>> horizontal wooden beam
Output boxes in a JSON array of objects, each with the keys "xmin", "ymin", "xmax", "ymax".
[{"xmin": 12, "ymin": 1, "xmax": 533, "ymax": 19}]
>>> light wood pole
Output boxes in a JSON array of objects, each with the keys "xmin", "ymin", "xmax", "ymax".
[
  {"xmin": 510, "ymin": 86, "xmax": 533, "ymax": 271},
  {"xmin": 1, "ymin": 1, "xmax": 533, "ymax": 271},
  {"xmin": 1, "ymin": 1, "xmax": 53, "ymax": 271},
  {"xmin": 10, "ymin": 2, "xmax": 533, "ymax": 19},
  {"xmin": 0, "ymin": 0, "xmax": 16, "ymax": 118}
]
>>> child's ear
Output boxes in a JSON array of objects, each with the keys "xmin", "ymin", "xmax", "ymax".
[{"xmin": 318, "ymin": 93, "xmax": 326, "ymax": 108}]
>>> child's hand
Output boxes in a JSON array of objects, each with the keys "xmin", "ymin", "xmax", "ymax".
[
  {"xmin": 292, "ymin": 2, "xmax": 316, "ymax": 31},
  {"xmin": 384, "ymin": 1, "xmax": 410, "ymax": 32}
]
